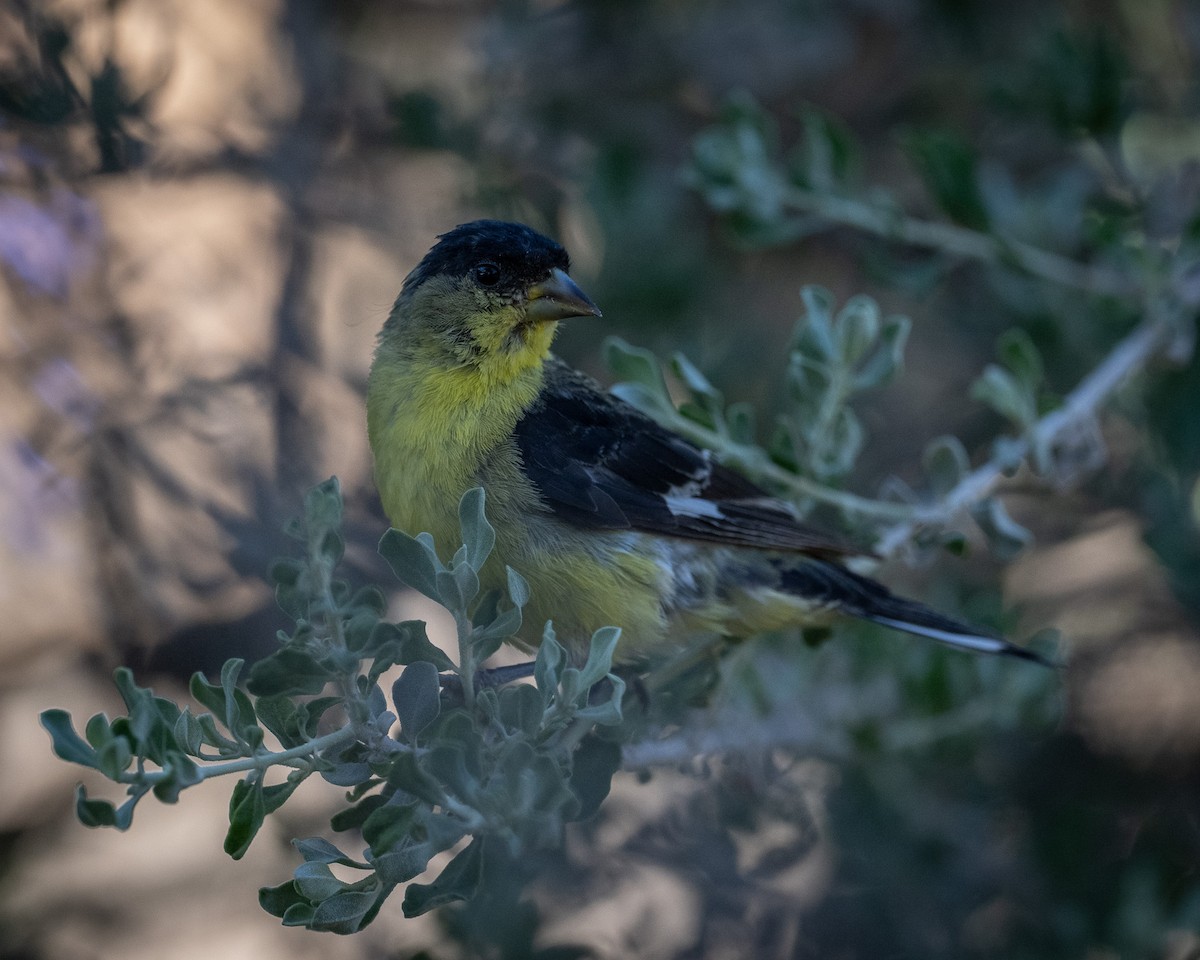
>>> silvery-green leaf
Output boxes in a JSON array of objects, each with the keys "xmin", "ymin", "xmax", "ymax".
[
  {"xmin": 458, "ymin": 488, "xmax": 495, "ymax": 572},
  {"xmin": 970, "ymin": 497, "xmax": 1034, "ymax": 560},
  {"xmin": 998, "ymin": 328, "xmax": 1044, "ymax": 392},
  {"xmin": 379, "ymin": 529, "xmax": 442, "ymax": 603},
  {"xmin": 923, "ymin": 435, "xmax": 970, "ymax": 497},
  {"xmin": 506, "ymin": 566, "xmax": 530, "ymax": 608},
  {"xmin": 604, "ymin": 337, "xmax": 670, "ymax": 399},
  {"xmin": 853, "ymin": 315, "xmax": 910, "ymax": 390},
  {"xmin": 577, "ymin": 626, "xmax": 621, "ymax": 690},
  {"xmin": 971, "ymin": 365, "xmax": 1036, "ymax": 428},
  {"xmin": 837, "ymin": 295, "xmax": 881, "ymax": 366}
]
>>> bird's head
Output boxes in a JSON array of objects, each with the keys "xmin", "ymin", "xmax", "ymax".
[{"xmin": 382, "ymin": 220, "xmax": 601, "ymax": 376}]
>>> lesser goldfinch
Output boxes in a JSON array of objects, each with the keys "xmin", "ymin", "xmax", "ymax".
[{"xmin": 368, "ymin": 220, "xmax": 1044, "ymax": 665}]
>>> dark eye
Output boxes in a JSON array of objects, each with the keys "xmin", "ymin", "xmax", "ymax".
[{"xmin": 474, "ymin": 261, "xmax": 501, "ymax": 286}]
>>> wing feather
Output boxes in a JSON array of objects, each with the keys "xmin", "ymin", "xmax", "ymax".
[{"xmin": 513, "ymin": 359, "xmax": 858, "ymax": 558}]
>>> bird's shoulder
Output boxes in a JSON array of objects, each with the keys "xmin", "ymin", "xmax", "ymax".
[{"xmin": 512, "ymin": 357, "xmax": 858, "ymax": 558}]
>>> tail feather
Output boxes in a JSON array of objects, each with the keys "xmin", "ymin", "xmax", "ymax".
[
  {"xmin": 866, "ymin": 612, "xmax": 1052, "ymax": 666},
  {"xmin": 778, "ymin": 560, "xmax": 1054, "ymax": 666}
]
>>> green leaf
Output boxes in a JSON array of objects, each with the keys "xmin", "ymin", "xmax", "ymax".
[
  {"xmin": 351, "ymin": 584, "xmax": 388, "ymax": 617},
  {"xmin": 923, "ymin": 436, "xmax": 970, "ymax": 498},
  {"xmin": 294, "ymin": 861, "xmax": 348, "ymax": 902},
  {"xmin": 522, "ymin": 752, "xmax": 577, "ymax": 825},
  {"xmin": 464, "ymin": 617, "xmax": 512, "ymax": 665},
  {"xmin": 173, "ymin": 710, "xmax": 205, "ymax": 755},
  {"xmin": 343, "ymin": 609, "xmax": 382, "ymax": 653},
  {"xmin": 434, "ymin": 568, "xmax": 464, "ymax": 612},
  {"xmin": 261, "ymin": 774, "xmax": 304, "ymax": 814},
  {"xmin": 726, "ymin": 402, "xmax": 756, "ymax": 444},
  {"xmin": 362, "ymin": 800, "xmax": 421, "ymax": 854},
  {"xmin": 369, "ymin": 825, "xmax": 453, "ymax": 883},
  {"xmin": 998, "ymin": 328, "xmax": 1044, "ymax": 393},
  {"xmin": 473, "ymin": 603, "xmax": 523, "ymax": 649},
  {"xmin": 93, "ymin": 736, "xmax": 132, "ymax": 780},
  {"xmin": 853, "ymin": 315, "xmax": 910, "ymax": 391},
  {"xmin": 971, "ymin": 496, "xmax": 1034, "ymax": 560},
  {"xmin": 84, "ymin": 712, "xmax": 114, "ymax": 749},
  {"xmin": 41, "ymin": 710, "xmax": 98, "ymax": 768},
  {"xmin": 113, "ymin": 668, "xmax": 158, "ymax": 747},
  {"xmin": 304, "ymin": 477, "xmax": 343, "ymax": 536},
  {"xmin": 394, "ymin": 621, "xmax": 456, "ymax": 672},
  {"xmin": 425, "ymin": 743, "xmax": 478, "ymax": 804},
  {"xmin": 795, "ymin": 106, "xmax": 859, "ymax": 191},
  {"xmin": 498, "ymin": 683, "xmax": 543, "ymax": 738},
  {"xmin": 74, "ymin": 784, "xmax": 119, "ymax": 828},
  {"xmin": 576, "ymin": 674, "xmax": 625, "ymax": 727},
  {"xmin": 311, "ymin": 889, "xmax": 380, "ymax": 935},
  {"xmin": 246, "ymin": 647, "xmax": 334, "ymax": 697},
  {"xmin": 671, "ymin": 352, "xmax": 724, "ymax": 423},
  {"xmin": 259, "ymin": 881, "xmax": 309, "ymax": 920},
  {"xmin": 294, "ymin": 836, "xmax": 369, "ymax": 867},
  {"xmin": 195, "ymin": 713, "xmax": 240, "ymax": 754},
  {"xmin": 225, "ymin": 776, "xmax": 266, "ymax": 859},
  {"xmin": 320, "ymin": 760, "xmax": 373, "ymax": 788},
  {"xmin": 220, "ymin": 659, "xmax": 257, "ymax": 740},
  {"xmin": 151, "ymin": 752, "xmax": 203, "ymax": 803},
  {"xmin": 392, "ymin": 662, "xmax": 441, "ymax": 741},
  {"xmin": 189, "ymin": 669, "xmax": 229, "ymax": 725},
  {"xmin": 280, "ymin": 902, "xmax": 316, "ymax": 928},
  {"xmin": 379, "ymin": 528, "xmax": 443, "ymax": 603},
  {"xmin": 458, "ymin": 487, "xmax": 496, "ymax": 572},
  {"xmin": 568, "ymin": 735, "xmax": 622, "ymax": 821},
  {"xmin": 797, "ymin": 286, "xmax": 838, "ymax": 360},
  {"xmin": 402, "ymin": 838, "xmax": 484, "ymax": 917},
  {"xmin": 903, "ymin": 129, "xmax": 990, "ymax": 231},
  {"xmin": 535, "ymin": 625, "xmax": 565, "ymax": 706},
  {"xmin": 971, "ymin": 365, "xmax": 1036, "ymax": 428},
  {"xmin": 576, "ymin": 626, "xmax": 621, "ymax": 691},
  {"xmin": 318, "ymin": 530, "xmax": 344, "ymax": 566},
  {"xmin": 386, "ymin": 751, "xmax": 446, "ymax": 808},
  {"xmin": 506, "ymin": 566, "xmax": 530, "ymax": 608},
  {"xmin": 330, "ymin": 794, "xmax": 386, "ymax": 832},
  {"xmin": 253, "ymin": 696, "xmax": 302, "ymax": 748},
  {"xmin": 297, "ymin": 697, "xmax": 342, "ymax": 738},
  {"xmin": 604, "ymin": 337, "xmax": 671, "ymax": 410},
  {"xmin": 836, "ymin": 295, "xmax": 881, "ymax": 366},
  {"xmin": 451, "ymin": 559, "xmax": 481, "ymax": 608}
]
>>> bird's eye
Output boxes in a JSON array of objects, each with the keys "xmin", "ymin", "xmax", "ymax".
[{"xmin": 474, "ymin": 261, "xmax": 501, "ymax": 286}]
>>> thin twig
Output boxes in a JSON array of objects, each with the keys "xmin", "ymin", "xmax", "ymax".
[
  {"xmin": 622, "ymin": 715, "xmax": 839, "ymax": 769},
  {"xmin": 648, "ymin": 407, "xmax": 922, "ymax": 523},
  {"xmin": 116, "ymin": 725, "xmax": 360, "ymax": 786},
  {"xmin": 873, "ymin": 317, "xmax": 1174, "ymax": 556},
  {"xmin": 781, "ymin": 187, "xmax": 1136, "ymax": 298}
]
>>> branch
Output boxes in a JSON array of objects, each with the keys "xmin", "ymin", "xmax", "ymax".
[
  {"xmin": 781, "ymin": 186, "xmax": 1136, "ymax": 298},
  {"xmin": 644, "ymin": 406, "xmax": 921, "ymax": 523},
  {"xmin": 115, "ymin": 725, "xmax": 360, "ymax": 786},
  {"xmin": 622, "ymin": 714, "xmax": 840, "ymax": 769},
  {"xmin": 873, "ymin": 316, "xmax": 1175, "ymax": 556}
]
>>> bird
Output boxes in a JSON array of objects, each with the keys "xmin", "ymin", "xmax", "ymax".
[{"xmin": 367, "ymin": 219, "xmax": 1047, "ymax": 668}]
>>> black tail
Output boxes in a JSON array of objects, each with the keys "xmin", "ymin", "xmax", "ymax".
[{"xmin": 779, "ymin": 560, "xmax": 1054, "ymax": 667}]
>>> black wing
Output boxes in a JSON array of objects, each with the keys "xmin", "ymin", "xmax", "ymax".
[{"xmin": 512, "ymin": 359, "xmax": 857, "ymax": 557}]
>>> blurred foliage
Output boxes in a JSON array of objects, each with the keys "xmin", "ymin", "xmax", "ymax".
[{"xmin": 8, "ymin": 0, "xmax": 1200, "ymax": 958}]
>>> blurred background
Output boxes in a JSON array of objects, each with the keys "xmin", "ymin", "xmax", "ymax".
[{"xmin": 2, "ymin": 0, "xmax": 1199, "ymax": 957}]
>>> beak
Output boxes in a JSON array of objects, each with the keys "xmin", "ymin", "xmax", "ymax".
[{"xmin": 526, "ymin": 268, "xmax": 603, "ymax": 323}]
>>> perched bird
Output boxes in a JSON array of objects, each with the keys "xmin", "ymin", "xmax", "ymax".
[{"xmin": 368, "ymin": 220, "xmax": 1045, "ymax": 666}]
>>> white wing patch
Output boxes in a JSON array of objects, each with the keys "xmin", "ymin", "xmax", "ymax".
[
  {"xmin": 664, "ymin": 495, "xmax": 725, "ymax": 520},
  {"xmin": 664, "ymin": 450, "xmax": 722, "ymax": 519}
]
